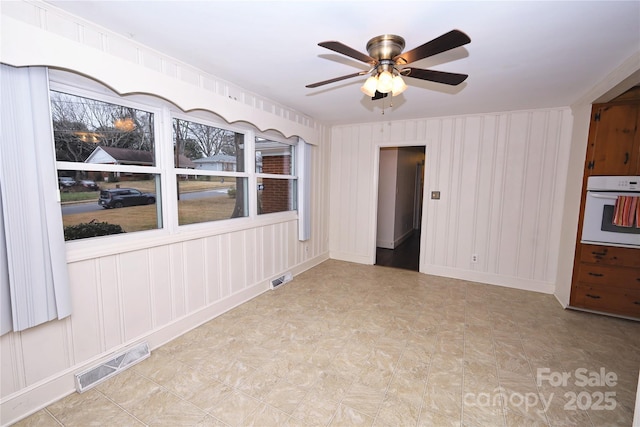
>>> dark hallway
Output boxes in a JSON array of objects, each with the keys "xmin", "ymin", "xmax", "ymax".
[{"xmin": 375, "ymin": 230, "xmax": 420, "ymax": 271}]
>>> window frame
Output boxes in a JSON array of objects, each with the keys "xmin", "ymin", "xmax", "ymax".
[
  {"xmin": 48, "ymin": 71, "xmax": 300, "ymax": 261},
  {"xmin": 254, "ymin": 135, "xmax": 299, "ymax": 215},
  {"xmin": 49, "ymin": 79, "xmax": 167, "ymax": 242},
  {"xmin": 170, "ymin": 111, "xmax": 252, "ymax": 228}
]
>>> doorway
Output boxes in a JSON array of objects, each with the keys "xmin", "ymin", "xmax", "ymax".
[{"xmin": 375, "ymin": 146, "xmax": 425, "ymax": 271}]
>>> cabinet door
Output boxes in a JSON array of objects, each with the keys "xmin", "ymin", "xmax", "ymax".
[{"xmin": 586, "ymin": 104, "xmax": 639, "ymax": 176}]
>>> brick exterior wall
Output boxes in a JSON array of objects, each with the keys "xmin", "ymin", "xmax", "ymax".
[{"xmin": 261, "ymin": 155, "xmax": 292, "ymax": 214}]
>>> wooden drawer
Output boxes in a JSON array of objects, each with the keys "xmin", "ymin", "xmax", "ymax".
[
  {"xmin": 572, "ymin": 283, "xmax": 640, "ymax": 318},
  {"xmin": 577, "ymin": 264, "xmax": 640, "ymax": 288},
  {"xmin": 580, "ymin": 244, "xmax": 640, "ymax": 268}
]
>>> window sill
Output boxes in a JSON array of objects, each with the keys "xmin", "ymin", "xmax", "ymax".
[{"xmin": 65, "ymin": 211, "xmax": 298, "ymax": 263}]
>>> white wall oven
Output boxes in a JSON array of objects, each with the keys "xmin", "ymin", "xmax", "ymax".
[{"xmin": 581, "ymin": 176, "xmax": 640, "ymax": 248}]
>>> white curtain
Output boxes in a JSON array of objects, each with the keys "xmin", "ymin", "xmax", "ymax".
[
  {"xmin": 0, "ymin": 64, "xmax": 72, "ymax": 335},
  {"xmin": 297, "ymin": 138, "xmax": 312, "ymax": 241}
]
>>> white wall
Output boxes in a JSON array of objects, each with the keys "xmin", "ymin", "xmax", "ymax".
[
  {"xmin": 394, "ymin": 148, "xmax": 422, "ymax": 243},
  {"xmin": 376, "ymin": 148, "xmax": 398, "ymax": 249},
  {"xmin": 330, "ymin": 109, "xmax": 574, "ymax": 294}
]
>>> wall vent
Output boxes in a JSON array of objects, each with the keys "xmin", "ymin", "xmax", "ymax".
[
  {"xmin": 271, "ymin": 272, "xmax": 293, "ymax": 289},
  {"xmin": 74, "ymin": 342, "xmax": 150, "ymax": 393}
]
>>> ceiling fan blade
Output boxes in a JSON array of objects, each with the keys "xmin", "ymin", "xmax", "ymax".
[
  {"xmin": 405, "ymin": 68, "xmax": 468, "ymax": 85},
  {"xmin": 306, "ymin": 71, "xmax": 368, "ymax": 88},
  {"xmin": 318, "ymin": 41, "xmax": 377, "ymax": 64},
  {"xmin": 394, "ymin": 30, "xmax": 471, "ymax": 65}
]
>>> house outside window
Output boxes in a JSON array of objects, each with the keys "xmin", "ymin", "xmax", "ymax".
[{"xmin": 192, "ymin": 154, "xmax": 237, "ymax": 172}]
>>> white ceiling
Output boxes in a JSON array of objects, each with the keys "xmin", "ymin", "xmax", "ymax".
[{"xmin": 46, "ymin": 1, "xmax": 640, "ymax": 126}]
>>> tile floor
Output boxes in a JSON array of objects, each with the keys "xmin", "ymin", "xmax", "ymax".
[{"xmin": 14, "ymin": 260, "xmax": 640, "ymax": 426}]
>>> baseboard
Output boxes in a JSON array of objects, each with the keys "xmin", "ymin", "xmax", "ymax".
[
  {"xmin": 376, "ymin": 230, "xmax": 414, "ymax": 250},
  {"xmin": 554, "ymin": 292, "xmax": 569, "ymax": 309},
  {"xmin": 376, "ymin": 240, "xmax": 394, "ymax": 249},
  {"xmin": 325, "ymin": 253, "xmax": 555, "ymax": 294},
  {"xmin": 290, "ymin": 252, "xmax": 330, "ymax": 276},
  {"xmin": 565, "ymin": 305, "xmax": 639, "ymax": 322},
  {"xmin": 420, "ymin": 265, "xmax": 556, "ymax": 294},
  {"xmin": 329, "ymin": 251, "xmax": 373, "ymax": 265},
  {"xmin": 394, "ymin": 229, "xmax": 414, "ymax": 248}
]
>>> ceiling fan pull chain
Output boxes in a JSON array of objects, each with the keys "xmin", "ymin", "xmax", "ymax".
[{"xmin": 382, "ymin": 97, "xmax": 394, "ymax": 115}]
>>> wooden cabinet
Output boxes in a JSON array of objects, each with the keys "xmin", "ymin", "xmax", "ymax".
[
  {"xmin": 570, "ymin": 90, "xmax": 640, "ymax": 319},
  {"xmin": 571, "ymin": 244, "xmax": 640, "ymax": 318},
  {"xmin": 585, "ymin": 104, "xmax": 640, "ymax": 176}
]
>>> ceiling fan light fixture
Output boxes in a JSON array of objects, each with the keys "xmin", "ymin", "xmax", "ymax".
[
  {"xmin": 376, "ymin": 70, "xmax": 393, "ymax": 93},
  {"xmin": 361, "ymin": 76, "xmax": 378, "ymax": 97},
  {"xmin": 391, "ymin": 74, "xmax": 407, "ymax": 96},
  {"xmin": 307, "ymin": 29, "xmax": 470, "ymax": 104}
]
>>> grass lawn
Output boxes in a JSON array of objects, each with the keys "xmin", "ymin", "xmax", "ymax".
[
  {"xmin": 178, "ymin": 197, "xmax": 238, "ymax": 225},
  {"xmin": 62, "ymin": 188, "xmax": 239, "ymax": 235},
  {"xmin": 63, "ymin": 204, "xmax": 160, "ymax": 233}
]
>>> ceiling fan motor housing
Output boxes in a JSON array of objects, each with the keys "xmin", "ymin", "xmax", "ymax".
[{"xmin": 366, "ymin": 34, "xmax": 405, "ymax": 60}]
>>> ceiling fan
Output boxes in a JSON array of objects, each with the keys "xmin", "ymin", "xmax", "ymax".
[{"xmin": 306, "ymin": 30, "xmax": 471, "ymax": 100}]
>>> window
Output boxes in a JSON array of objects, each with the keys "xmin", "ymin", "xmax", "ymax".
[
  {"xmin": 49, "ymin": 74, "xmax": 303, "ymax": 244},
  {"xmin": 255, "ymin": 138, "xmax": 297, "ymax": 214},
  {"xmin": 50, "ymin": 90, "xmax": 162, "ymax": 240},
  {"xmin": 173, "ymin": 117, "xmax": 248, "ymax": 226}
]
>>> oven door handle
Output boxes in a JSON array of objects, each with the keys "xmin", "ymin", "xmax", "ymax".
[{"xmin": 588, "ymin": 193, "xmax": 619, "ymax": 200}]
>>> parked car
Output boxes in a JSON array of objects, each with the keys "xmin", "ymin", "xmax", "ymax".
[
  {"xmin": 58, "ymin": 176, "xmax": 76, "ymax": 187},
  {"xmin": 98, "ymin": 188, "xmax": 156, "ymax": 208},
  {"xmin": 80, "ymin": 179, "xmax": 99, "ymax": 190}
]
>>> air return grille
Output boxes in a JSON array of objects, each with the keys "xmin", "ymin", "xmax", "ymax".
[
  {"xmin": 74, "ymin": 342, "xmax": 150, "ymax": 393},
  {"xmin": 271, "ymin": 272, "xmax": 293, "ymax": 289}
]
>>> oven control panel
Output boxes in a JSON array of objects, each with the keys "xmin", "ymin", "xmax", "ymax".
[{"xmin": 587, "ymin": 176, "xmax": 640, "ymax": 191}]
